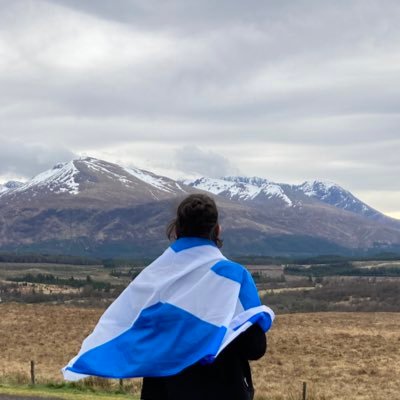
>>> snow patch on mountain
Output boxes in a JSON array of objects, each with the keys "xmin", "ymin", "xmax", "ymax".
[
  {"xmin": 223, "ymin": 176, "xmax": 270, "ymax": 187},
  {"xmin": 182, "ymin": 177, "xmax": 255, "ymax": 198},
  {"xmin": 80, "ymin": 157, "xmax": 188, "ymax": 197},
  {"xmin": 7, "ymin": 161, "xmax": 80, "ymax": 196},
  {"xmin": 124, "ymin": 167, "xmax": 184, "ymax": 194},
  {"xmin": 300, "ymin": 180, "xmax": 339, "ymax": 198},
  {"xmin": 83, "ymin": 158, "xmax": 135, "ymax": 186},
  {"xmin": 263, "ymin": 184, "xmax": 293, "ymax": 206},
  {"xmin": 184, "ymin": 177, "xmax": 293, "ymax": 206},
  {"xmin": 224, "ymin": 176, "xmax": 293, "ymax": 206},
  {"xmin": 298, "ymin": 180, "xmax": 379, "ymax": 217},
  {"xmin": 299, "ymin": 180, "xmax": 354, "ymax": 206}
]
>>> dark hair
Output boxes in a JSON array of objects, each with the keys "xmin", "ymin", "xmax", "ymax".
[{"xmin": 167, "ymin": 194, "xmax": 223, "ymax": 248}]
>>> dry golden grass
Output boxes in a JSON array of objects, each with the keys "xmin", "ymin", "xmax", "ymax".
[
  {"xmin": 0, "ymin": 304, "xmax": 101, "ymax": 383},
  {"xmin": 1, "ymin": 304, "xmax": 400, "ymax": 399},
  {"xmin": 252, "ymin": 312, "xmax": 400, "ymax": 400}
]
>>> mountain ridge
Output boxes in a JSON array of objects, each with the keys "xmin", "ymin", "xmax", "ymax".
[
  {"xmin": 1, "ymin": 157, "xmax": 399, "ymax": 258},
  {"xmin": 182, "ymin": 176, "xmax": 392, "ymax": 223}
]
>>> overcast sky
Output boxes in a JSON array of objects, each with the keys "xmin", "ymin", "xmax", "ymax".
[{"xmin": 0, "ymin": 0, "xmax": 399, "ymax": 217}]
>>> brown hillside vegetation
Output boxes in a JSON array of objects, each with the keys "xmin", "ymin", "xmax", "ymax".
[{"xmin": 1, "ymin": 304, "xmax": 400, "ymax": 399}]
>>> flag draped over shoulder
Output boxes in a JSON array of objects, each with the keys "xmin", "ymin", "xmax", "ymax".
[{"xmin": 62, "ymin": 237, "xmax": 275, "ymax": 381}]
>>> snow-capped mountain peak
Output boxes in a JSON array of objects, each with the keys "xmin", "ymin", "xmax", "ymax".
[
  {"xmin": 0, "ymin": 157, "xmax": 188, "ymax": 205},
  {"xmin": 297, "ymin": 179, "xmax": 379, "ymax": 218},
  {"xmin": 183, "ymin": 176, "xmax": 293, "ymax": 206},
  {"xmin": 28, "ymin": 160, "xmax": 80, "ymax": 194},
  {"xmin": 184, "ymin": 176, "xmax": 383, "ymax": 219},
  {"xmin": 0, "ymin": 161, "xmax": 80, "ymax": 197},
  {"xmin": 299, "ymin": 180, "xmax": 341, "ymax": 198}
]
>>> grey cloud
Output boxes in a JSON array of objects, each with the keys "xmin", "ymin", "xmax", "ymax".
[
  {"xmin": 2, "ymin": 1, "xmax": 400, "ymax": 124},
  {"xmin": 174, "ymin": 145, "xmax": 240, "ymax": 178},
  {"xmin": 46, "ymin": 0, "xmax": 299, "ymax": 31},
  {"xmin": 0, "ymin": 0, "xmax": 399, "ymax": 210},
  {"xmin": 46, "ymin": 0, "xmax": 400, "ymax": 41},
  {"xmin": 0, "ymin": 140, "xmax": 77, "ymax": 179},
  {"xmin": 1, "ymin": 0, "xmax": 400, "ymax": 148}
]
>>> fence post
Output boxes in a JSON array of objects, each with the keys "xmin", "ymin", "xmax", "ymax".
[
  {"xmin": 119, "ymin": 378, "xmax": 123, "ymax": 391},
  {"xmin": 302, "ymin": 381, "xmax": 307, "ymax": 400},
  {"xmin": 30, "ymin": 360, "xmax": 35, "ymax": 385}
]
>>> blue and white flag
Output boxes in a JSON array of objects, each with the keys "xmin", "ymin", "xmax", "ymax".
[{"xmin": 62, "ymin": 237, "xmax": 275, "ymax": 381}]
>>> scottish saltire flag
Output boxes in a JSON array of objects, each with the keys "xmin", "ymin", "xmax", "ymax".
[{"xmin": 62, "ymin": 237, "xmax": 275, "ymax": 381}]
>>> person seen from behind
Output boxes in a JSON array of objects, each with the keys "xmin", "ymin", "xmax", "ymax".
[
  {"xmin": 62, "ymin": 194, "xmax": 275, "ymax": 400},
  {"xmin": 141, "ymin": 194, "xmax": 273, "ymax": 400}
]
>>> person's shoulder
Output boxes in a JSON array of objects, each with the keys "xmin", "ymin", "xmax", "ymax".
[{"xmin": 210, "ymin": 259, "xmax": 249, "ymax": 284}]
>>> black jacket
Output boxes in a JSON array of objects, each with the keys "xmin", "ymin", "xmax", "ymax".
[{"xmin": 141, "ymin": 324, "xmax": 267, "ymax": 400}]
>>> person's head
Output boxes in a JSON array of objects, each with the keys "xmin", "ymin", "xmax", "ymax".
[{"xmin": 167, "ymin": 193, "xmax": 222, "ymax": 247}]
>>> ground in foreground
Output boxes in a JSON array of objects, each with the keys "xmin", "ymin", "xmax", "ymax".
[{"xmin": 1, "ymin": 304, "xmax": 399, "ymax": 400}]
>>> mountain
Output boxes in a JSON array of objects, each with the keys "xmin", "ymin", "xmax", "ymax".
[
  {"xmin": 0, "ymin": 157, "xmax": 196, "ymax": 257},
  {"xmin": 1, "ymin": 158, "xmax": 400, "ymax": 258},
  {"xmin": 296, "ymin": 180, "xmax": 382, "ymax": 219},
  {"xmin": 182, "ymin": 177, "xmax": 293, "ymax": 207},
  {"xmin": 0, "ymin": 157, "xmax": 188, "ymax": 209},
  {"xmin": 183, "ymin": 176, "xmax": 393, "ymax": 223}
]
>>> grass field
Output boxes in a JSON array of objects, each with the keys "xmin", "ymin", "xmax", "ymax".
[{"xmin": 1, "ymin": 304, "xmax": 400, "ymax": 399}]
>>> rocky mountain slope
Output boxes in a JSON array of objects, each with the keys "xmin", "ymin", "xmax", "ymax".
[{"xmin": 1, "ymin": 158, "xmax": 399, "ymax": 258}]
